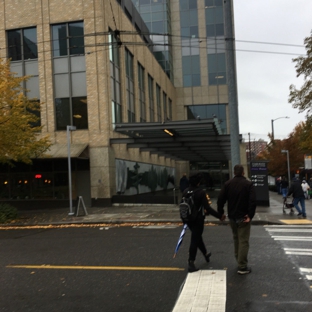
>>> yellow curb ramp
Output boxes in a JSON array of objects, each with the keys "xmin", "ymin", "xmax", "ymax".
[{"xmin": 280, "ymin": 219, "xmax": 312, "ymax": 225}]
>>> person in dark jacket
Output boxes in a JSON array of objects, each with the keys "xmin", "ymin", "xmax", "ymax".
[
  {"xmin": 179, "ymin": 173, "xmax": 189, "ymax": 193},
  {"xmin": 183, "ymin": 173, "xmax": 225, "ymax": 273},
  {"xmin": 217, "ymin": 164, "xmax": 256, "ymax": 275},
  {"xmin": 288, "ymin": 177, "xmax": 306, "ymax": 218}
]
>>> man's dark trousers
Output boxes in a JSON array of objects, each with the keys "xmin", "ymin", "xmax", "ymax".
[{"xmin": 229, "ymin": 220, "xmax": 251, "ymax": 269}]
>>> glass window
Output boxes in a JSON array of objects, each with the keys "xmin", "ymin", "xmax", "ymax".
[
  {"xmin": 52, "ymin": 22, "xmax": 84, "ymax": 57},
  {"xmin": 55, "ymin": 98, "xmax": 71, "ymax": 130},
  {"xmin": 180, "ymin": 0, "xmax": 188, "ymax": 10},
  {"xmin": 152, "ymin": 21, "xmax": 164, "ymax": 33},
  {"xmin": 72, "ymin": 97, "xmax": 88, "ymax": 129},
  {"xmin": 52, "ymin": 24, "xmax": 67, "ymax": 57},
  {"xmin": 23, "ymin": 28, "xmax": 38, "ymax": 59},
  {"xmin": 189, "ymin": 10, "xmax": 198, "ymax": 26},
  {"xmin": 156, "ymin": 84, "xmax": 161, "ymax": 122},
  {"xmin": 69, "ymin": 22, "xmax": 84, "ymax": 55},
  {"xmin": 8, "ymin": 28, "xmax": 37, "ymax": 61},
  {"xmin": 190, "ymin": 26, "xmax": 198, "ymax": 38},
  {"xmin": 189, "ymin": 0, "xmax": 197, "ymax": 9}
]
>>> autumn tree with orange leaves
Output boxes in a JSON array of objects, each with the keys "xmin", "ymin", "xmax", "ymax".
[
  {"xmin": 257, "ymin": 123, "xmax": 305, "ymax": 178},
  {"xmin": 0, "ymin": 58, "xmax": 50, "ymax": 164}
]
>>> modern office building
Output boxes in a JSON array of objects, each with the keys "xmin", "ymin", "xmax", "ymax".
[{"xmin": 0, "ymin": 0, "xmax": 242, "ymax": 207}]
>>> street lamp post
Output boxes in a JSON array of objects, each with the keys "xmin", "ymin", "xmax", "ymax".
[
  {"xmin": 281, "ymin": 149, "xmax": 291, "ymax": 184},
  {"xmin": 67, "ymin": 125, "xmax": 77, "ymax": 216},
  {"xmin": 271, "ymin": 116, "xmax": 289, "ymax": 140}
]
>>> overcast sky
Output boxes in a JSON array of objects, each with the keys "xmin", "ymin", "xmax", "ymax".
[{"xmin": 233, "ymin": 0, "xmax": 312, "ymax": 142}]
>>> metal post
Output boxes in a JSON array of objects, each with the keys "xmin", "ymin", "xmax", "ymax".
[
  {"xmin": 281, "ymin": 150, "xmax": 291, "ymax": 185},
  {"xmin": 224, "ymin": 0, "xmax": 240, "ymax": 169},
  {"xmin": 67, "ymin": 125, "xmax": 76, "ymax": 216},
  {"xmin": 271, "ymin": 119, "xmax": 274, "ymax": 140}
]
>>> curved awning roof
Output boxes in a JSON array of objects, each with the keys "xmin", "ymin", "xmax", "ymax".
[{"xmin": 110, "ymin": 119, "xmax": 241, "ymax": 162}]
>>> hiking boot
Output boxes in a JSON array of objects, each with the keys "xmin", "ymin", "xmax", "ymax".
[
  {"xmin": 204, "ymin": 252, "xmax": 211, "ymax": 263},
  {"xmin": 188, "ymin": 260, "xmax": 199, "ymax": 273},
  {"xmin": 237, "ymin": 267, "xmax": 252, "ymax": 275}
]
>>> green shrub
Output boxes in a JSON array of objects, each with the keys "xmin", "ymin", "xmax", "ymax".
[{"xmin": 0, "ymin": 203, "xmax": 18, "ymax": 223}]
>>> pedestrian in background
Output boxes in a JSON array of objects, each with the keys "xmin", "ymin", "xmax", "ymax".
[
  {"xmin": 309, "ymin": 178, "xmax": 312, "ymax": 199},
  {"xmin": 301, "ymin": 179, "xmax": 310, "ymax": 200},
  {"xmin": 280, "ymin": 176, "xmax": 289, "ymax": 199},
  {"xmin": 217, "ymin": 164, "xmax": 256, "ymax": 275},
  {"xmin": 179, "ymin": 173, "xmax": 189, "ymax": 193},
  {"xmin": 288, "ymin": 177, "xmax": 307, "ymax": 218},
  {"xmin": 184, "ymin": 173, "xmax": 225, "ymax": 273}
]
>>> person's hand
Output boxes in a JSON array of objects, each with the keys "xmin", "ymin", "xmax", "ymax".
[
  {"xmin": 220, "ymin": 214, "xmax": 226, "ymax": 221},
  {"xmin": 243, "ymin": 215, "xmax": 250, "ymax": 223}
]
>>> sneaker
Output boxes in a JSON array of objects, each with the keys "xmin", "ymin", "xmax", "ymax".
[
  {"xmin": 237, "ymin": 267, "xmax": 252, "ymax": 275},
  {"xmin": 297, "ymin": 213, "xmax": 302, "ymax": 217},
  {"xmin": 204, "ymin": 252, "xmax": 211, "ymax": 263},
  {"xmin": 188, "ymin": 260, "xmax": 199, "ymax": 273},
  {"xmin": 303, "ymin": 215, "xmax": 307, "ymax": 219}
]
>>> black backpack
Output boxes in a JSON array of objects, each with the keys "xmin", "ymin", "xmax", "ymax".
[{"xmin": 179, "ymin": 188, "xmax": 202, "ymax": 223}]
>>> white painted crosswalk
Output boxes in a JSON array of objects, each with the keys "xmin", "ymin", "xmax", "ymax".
[{"xmin": 265, "ymin": 225, "xmax": 312, "ymax": 288}]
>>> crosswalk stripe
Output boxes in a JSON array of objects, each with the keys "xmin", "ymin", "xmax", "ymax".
[
  {"xmin": 266, "ymin": 229, "xmax": 312, "ymax": 232},
  {"xmin": 172, "ymin": 270, "xmax": 226, "ymax": 312},
  {"xmin": 285, "ymin": 251, "xmax": 312, "ymax": 256},
  {"xmin": 300, "ymin": 268, "xmax": 312, "ymax": 273},
  {"xmin": 306, "ymin": 275, "xmax": 312, "ymax": 280},
  {"xmin": 284, "ymin": 248, "xmax": 312, "ymax": 252},
  {"xmin": 272, "ymin": 236, "xmax": 312, "ymax": 241}
]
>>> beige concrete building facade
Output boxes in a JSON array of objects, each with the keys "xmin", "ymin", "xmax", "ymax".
[{"xmin": 0, "ymin": 0, "xmax": 178, "ymax": 207}]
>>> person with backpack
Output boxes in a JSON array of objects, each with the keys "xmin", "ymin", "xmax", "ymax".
[{"xmin": 181, "ymin": 173, "xmax": 225, "ymax": 273}]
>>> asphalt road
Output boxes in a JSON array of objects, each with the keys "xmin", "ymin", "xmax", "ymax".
[{"xmin": 1, "ymin": 224, "xmax": 311, "ymax": 312}]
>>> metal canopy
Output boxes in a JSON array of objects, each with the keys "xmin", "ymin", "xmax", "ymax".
[{"xmin": 111, "ymin": 119, "xmax": 241, "ymax": 162}]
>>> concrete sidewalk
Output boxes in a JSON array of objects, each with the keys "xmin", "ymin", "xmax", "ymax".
[{"xmin": 2, "ymin": 191, "xmax": 312, "ymax": 227}]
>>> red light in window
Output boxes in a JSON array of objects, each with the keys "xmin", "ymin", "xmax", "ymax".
[{"xmin": 35, "ymin": 174, "xmax": 42, "ymax": 179}]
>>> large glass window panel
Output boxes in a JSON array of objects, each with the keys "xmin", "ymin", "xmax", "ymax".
[
  {"xmin": 192, "ymin": 55, "xmax": 200, "ymax": 73},
  {"xmin": 52, "ymin": 24, "xmax": 67, "ymax": 57},
  {"xmin": 216, "ymin": 0, "xmax": 223, "ymax": 7},
  {"xmin": 205, "ymin": 9, "xmax": 215, "ymax": 24},
  {"xmin": 189, "ymin": 10, "xmax": 198, "ymax": 26},
  {"xmin": 54, "ymin": 58, "xmax": 69, "ymax": 74},
  {"xmin": 54, "ymin": 73, "xmax": 70, "ymax": 98},
  {"xmin": 26, "ymin": 76, "xmax": 39, "ymax": 99},
  {"xmin": 32, "ymin": 173, "xmax": 54, "ymax": 199},
  {"xmin": 215, "ymin": 7, "xmax": 224, "ymax": 23},
  {"xmin": 72, "ymin": 97, "xmax": 88, "ymax": 129},
  {"xmin": 180, "ymin": 0, "xmax": 188, "ymax": 10},
  {"xmin": 216, "ymin": 24, "xmax": 224, "ymax": 36},
  {"xmin": 189, "ymin": 0, "xmax": 197, "ymax": 9},
  {"xmin": 152, "ymin": 12, "xmax": 164, "ymax": 21},
  {"xmin": 152, "ymin": 21, "xmax": 164, "ymax": 33},
  {"xmin": 55, "ymin": 98, "xmax": 71, "ymax": 130},
  {"xmin": 206, "ymin": 24, "xmax": 215, "ymax": 37},
  {"xmin": 180, "ymin": 12, "xmax": 190, "ymax": 27},
  {"xmin": 24, "ymin": 61, "xmax": 38, "ymax": 76},
  {"xmin": 11, "ymin": 174, "xmax": 31, "ymax": 199},
  {"xmin": 71, "ymin": 56, "xmax": 86, "ymax": 72},
  {"xmin": 69, "ymin": 22, "xmax": 84, "ymax": 55},
  {"xmin": 192, "ymin": 74, "xmax": 201, "ymax": 86},
  {"xmin": 181, "ymin": 27, "xmax": 191, "ymax": 39},
  {"xmin": 190, "ymin": 26, "xmax": 198, "ymax": 38},
  {"xmin": 23, "ymin": 28, "xmax": 38, "ymax": 59},
  {"xmin": 183, "ymin": 75, "xmax": 192, "ymax": 87},
  {"xmin": 205, "ymin": 0, "xmax": 214, "ymax": 7},
  {"xmin": 7, "ymin": 29, "xmax": 22, "ymax": 61},
  {"xmin": 182, "ymin": 56, "xmax": 191, "ymax": 75},
  {"xmin": 71, "ymin": 72, "xmax": 87, "ymax": 97}
]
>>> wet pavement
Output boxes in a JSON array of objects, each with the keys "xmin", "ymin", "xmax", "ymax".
[{"xmin": 2, "ymin": 191, "xmax": 312, "ymax": 227}]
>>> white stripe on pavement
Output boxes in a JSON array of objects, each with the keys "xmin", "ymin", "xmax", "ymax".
[
  {"xmin": 306, "ymin": 275, "xmax": 312, "ymax": 280},
  {"xmin": 264, "ymin": 225, "xmax": 312, "ymax": 228},
  {"xmin": 284, "ymin": 248, "xmax": 312, "ymax": 252},
  {"xmin": 172, "ymin": 270, "xmax": 226, "ymax": 312},
  {"xmin": 266, "ymin": 229, "xmax": 312, "ymax": 232},
  {"xmin": 271, "ymin": 236, "xmax": 312, "ymax": 241},
  {"xmin": 285, "ymin": 251, "xmax": 312, "ymax": 256},
  {"xmin": 300, "ymin": 268, "xmax": 312, "ymax": 273}
]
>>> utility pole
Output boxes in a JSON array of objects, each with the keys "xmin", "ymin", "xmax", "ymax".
[{"xmin": 224, "ymin": 0, "xmax": 240, "ymax": 169}]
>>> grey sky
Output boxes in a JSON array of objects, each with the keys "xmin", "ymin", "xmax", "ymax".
[{"xmin": 234, "ymin": 0, "xmax": 312, "ymax": 142}]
